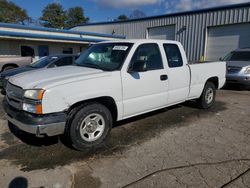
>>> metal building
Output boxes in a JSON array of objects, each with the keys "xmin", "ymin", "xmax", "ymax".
[
  {"xmin": 0, "ymin": 23, "xmax": 124, "ymax": 61},
  {"xmin": 72, "ymin": 2, "xmax": 250, "ymax": 62}
]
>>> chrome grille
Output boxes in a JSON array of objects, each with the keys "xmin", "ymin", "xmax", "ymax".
[
  {"xmin": 6, "ymin": 82, "xmax": 23, "ymax": 110},
  {"xmin": 227, "ymin": 66, "xmax": 242, "ymax": 74}
]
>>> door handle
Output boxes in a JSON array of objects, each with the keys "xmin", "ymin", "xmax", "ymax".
[{"xmin": 160, "ymin": 75, "xmax": 168, "ymax": 81}]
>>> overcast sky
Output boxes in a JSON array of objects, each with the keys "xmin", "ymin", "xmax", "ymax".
[{"xmin": 11, "ymin": 0, "xmax": 250, "ymax": 23}]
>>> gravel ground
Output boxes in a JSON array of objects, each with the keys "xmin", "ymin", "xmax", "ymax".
[{"xmin": 0, "ymin": 88, "xmax": 249, "ymax": 188}]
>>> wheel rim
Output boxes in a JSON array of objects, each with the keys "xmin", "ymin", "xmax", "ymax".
[
  {"xmin": 79, "ymin": 113, "xmax": 105, "ymax": 142},
  {"xmin": 205, "ymin": 87, "xmax": 214, "ymax": 104}
]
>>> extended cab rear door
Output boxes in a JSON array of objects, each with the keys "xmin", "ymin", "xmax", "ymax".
[
  {"xmin": 121, "ymin": 43, "xmax": 169, "ymax": 118},
  {"xmin": 163, "ymin": 43, "xmax": 190, "ymax": 105}
]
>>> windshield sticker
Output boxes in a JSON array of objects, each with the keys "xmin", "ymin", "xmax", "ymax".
[{"xmin": 113, "ymin": 46, "xmax": 129, "ymax": 51}]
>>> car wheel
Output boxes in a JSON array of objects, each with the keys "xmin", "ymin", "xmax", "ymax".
[
  {"xmin": 65, "ymin": 103, "xmax": 113, "ymax": 151},
  {"xmin": 197, "ymin": 82, "xmax": 216, "ymax": 109}
]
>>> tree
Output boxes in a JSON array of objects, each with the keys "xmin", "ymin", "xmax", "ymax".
[
  {"xmin": 66, "ymin": 7, "xmax": 89, "ymax": 28},
  {"xmin": 40, "ymin": 3, "xmax": 67, "ymax": 29},
  {"xmin": 117, "ymin": 14, "xmax": 128, "ymax": 21},
  {"xmin": 130, "ymin": 9, "xmax": 146, "ymax": 19},
  {"xmin": 0, "ymin": 0, "xmax": 29, "ymax": 24}
]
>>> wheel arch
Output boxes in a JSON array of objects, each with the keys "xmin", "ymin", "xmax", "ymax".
[
  {"xmin": 2, "ymin": 63, "xmax": 19, "ymax": 71},
  {"xmin": 67, "ymin": 96, "xmax": 118, "ymax": 122},
  {"xmin": 205, "ymin": 77, "xmax": 219, "ymax": 89}
]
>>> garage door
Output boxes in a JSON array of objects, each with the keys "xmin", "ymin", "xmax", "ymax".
[
  {"xmin": 206, "ymin": 23, "xmax": 250, "ymax": 61},
  {"xmin": 148, "ymin": 25, "xmax": 175, "ymax": 40}
]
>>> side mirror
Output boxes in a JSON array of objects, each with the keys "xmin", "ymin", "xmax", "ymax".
[
  {"xmin": 128, "ymin": 60, "xmax": 147, "ymax": 73},
  {"xmin": 219, "ymin": 57, "xmax": 223, "ymax": 61}
]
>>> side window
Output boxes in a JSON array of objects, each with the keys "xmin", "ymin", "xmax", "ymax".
[
  {"xmin": 163, "ymin": 44, "xmax": 183, "ymax": 68},
  {"xmin": 131, "ymin": 43, "xmax": 163, "ymax": 71},
  {"xmin": 54, "ymin": 57, "xmax": 73, "ymax": 67}
]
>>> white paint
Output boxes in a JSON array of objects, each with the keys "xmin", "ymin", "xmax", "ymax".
[{"xmin": 8, "ymin": 39, "xmax": 226, "ymax": 121}]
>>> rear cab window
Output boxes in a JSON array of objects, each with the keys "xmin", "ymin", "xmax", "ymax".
[{"xmin": 163, "ymin": 44, "xmax": 183, "ymax": 68}]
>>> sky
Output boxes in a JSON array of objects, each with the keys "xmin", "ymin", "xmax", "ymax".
[{"xmin": 11, "ymin": 0, "xmax": 250, "ymax": 23}]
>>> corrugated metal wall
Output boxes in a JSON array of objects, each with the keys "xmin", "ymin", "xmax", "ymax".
[{"xmin": 73, "ymin": 5, "xmax": 250, "ymax": 61}]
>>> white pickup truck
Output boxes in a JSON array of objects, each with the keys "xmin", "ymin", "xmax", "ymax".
[{"xmin": 3, "ymin": 40, "xmax": 226, "ymax": 150}]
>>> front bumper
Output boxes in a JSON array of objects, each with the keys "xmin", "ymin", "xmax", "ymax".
[
  {"xmin": 226, "ymin": 74, "xmax": 250, "ymax": 86},
  {"xmin": 3, "ymin": 98, "xmax": 67, "ymax": 137}
]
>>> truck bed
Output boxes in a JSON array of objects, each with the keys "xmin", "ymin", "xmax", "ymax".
[{"xmin": 188, "ymin": 61, "xmax": 226, "ymax": 99}]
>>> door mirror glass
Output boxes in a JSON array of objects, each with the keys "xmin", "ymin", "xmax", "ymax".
[{"xmin": 128, "ymin": 60, "xmax": 147, "ymax": 73}]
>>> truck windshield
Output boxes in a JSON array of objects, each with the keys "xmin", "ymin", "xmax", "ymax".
[
  {"xmin": 29, "ymin": 56, "xmax": 58, "ymax": 68},
  {"xmin": 223, "ymin": 51, "xmax": 250, "ymax": 61},
  {"xmin": 75, "ymin": 43, "xmax": 133, "ymax": 71}
]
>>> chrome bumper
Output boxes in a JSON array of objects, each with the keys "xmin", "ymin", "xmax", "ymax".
[
  {"xmin": 6, "ymin": 114, "xmax": 65, "ymax": 137},
  {"xmin": 3, "ymin": 98, "xmax": 67, "ymax": 137}
]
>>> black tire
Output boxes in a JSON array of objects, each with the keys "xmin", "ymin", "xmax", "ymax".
[
  {"xmin": 197, "ymin": 82, "xmax": 216, "ymax": 109},
  {"xmin": 65, "ymin": 102, "xmax": 113, "ymax": 151},
  {"xmin": 3, "ymin": 65, "xmax": 17, "ymax": 71}
]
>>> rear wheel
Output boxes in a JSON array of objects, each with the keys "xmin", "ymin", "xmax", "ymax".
[
  {"xmin": 65, "ymin": 103, "xmax": 113, "ymax": 151},
  {"xmin": 197, "ymin": 82, "xmax": 216, "ymax": 109}
]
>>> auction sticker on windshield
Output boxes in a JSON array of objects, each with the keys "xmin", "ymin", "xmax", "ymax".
[{"xmin": 113, "ymin": 46, "xmax": 129, "ymax": 51}]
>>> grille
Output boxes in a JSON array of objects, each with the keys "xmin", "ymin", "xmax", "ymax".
[
  {"xmin": 6, "ymin": 82, "xmax": 23, "ymax": 110},
  {"xmin": 227, "ymin": 66, "xmax": 242, "ymax": 74}
]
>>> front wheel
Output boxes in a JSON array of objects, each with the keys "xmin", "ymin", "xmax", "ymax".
[
  {"xmin": 197, "ymin": 82, "xmax": 216, "ymax": 109},
  {"xmin": 65, "ymin": 103, "xmax": 113, "ymax": 151}
]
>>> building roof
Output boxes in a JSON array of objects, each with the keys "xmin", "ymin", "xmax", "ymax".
[
  {"xmin": 0, "ymin": 22, "xmax": 125, "ymax": 43},
  {"xmin": 74, "ymin": 2, "xmax": 250, "ymax": 27}
]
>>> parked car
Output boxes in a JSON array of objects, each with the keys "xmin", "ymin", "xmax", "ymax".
[
  {"xmin": 0, "ymin": 56, "xmax": 32, "ymax": 71},
  {"xmin": 3, "ymin": 40, "xmax": 226, "ymax": 150},
  {"xmin": 0, "ymin": 54, "xmax": 79, "ymax": 91},
  {"xmin": 222, "ymin": 48, "xmax": 250, "ymax": 87}
]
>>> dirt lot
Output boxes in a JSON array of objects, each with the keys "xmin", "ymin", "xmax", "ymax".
[{"xmin": 0, "ymin": 88, "xmax": 249, "ymax": 188}]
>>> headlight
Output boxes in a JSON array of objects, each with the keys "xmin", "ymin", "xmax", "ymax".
[
  {"xmin": 23, "ymin": 103, "xmax": 36, "ymax": 114},
  {"xmin": 24, "ymin": 89, "xmax": 45, "ymax": 100},
  {"xmin": 23, "ymin": 102, "xmax": 43, "ymax": 114},
  {"xmin": 23, "ymin": 89, "xmax": 45, "ymax": 114},
  {"xmin": 245, "ymin": 67, "xmax": 250, "ymax": 74}
]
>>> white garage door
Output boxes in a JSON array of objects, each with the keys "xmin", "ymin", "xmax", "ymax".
[
  {"xmin": 206, "ymin": 23, "xmax": 250, "ymax": 61},
  {"xmin": 148, "ymin": 25, "xmax": 175, "ymax": 40}
]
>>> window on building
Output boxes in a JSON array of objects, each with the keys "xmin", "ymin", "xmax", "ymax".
[
  {"xmin": 21, "ymin": 46, "xmax": 35, "ymax": 57},
  {"xmin": 62, "ymin": 47, "xmax": 73, "ymax": 54},
  {"xmin": 163, "ymin": 44, "xmax": 183, "ymax": 68},
  {"xmin": 130, "ymin": 43, "xmax": 163, "ymax": 71}
]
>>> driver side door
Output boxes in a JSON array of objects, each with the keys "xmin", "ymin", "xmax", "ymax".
[{"xmin": 121, "ymin": 43, "xmax": 169, "ymax": 118}]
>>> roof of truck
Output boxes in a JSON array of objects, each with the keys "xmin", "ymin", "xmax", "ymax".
[{"xmin": 99, "ymin": 39, "xmax": 179, "ymax": 44}]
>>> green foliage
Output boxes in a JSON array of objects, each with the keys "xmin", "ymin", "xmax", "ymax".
[
  {"xmin": 66, "ymin": 7, "xmax": 89, "ymax": 28},
  {"xmin": 117, "ymin": 14, "xmax": 128, "ymax": 21},
  {"xmin": 40, "ymin": 3, "xmax": 89, "ymax": 29},
  {"xmin": 40, "ymin": 3, "xmax": 67, "ymax": 29},
  {"xmin": 0, "ymin": 0, "xmax": 29, "ymax": 24}
]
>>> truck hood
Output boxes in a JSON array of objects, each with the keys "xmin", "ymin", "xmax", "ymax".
[
  {"xmin": 226, "ymin": 61, "xmax": 250, "ymax": 68},
  {"xmin": 9, "ymin": 65, "xmax": 108, "ymax": 89}
]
